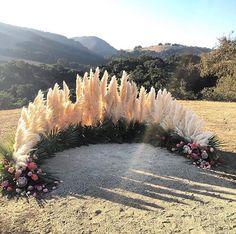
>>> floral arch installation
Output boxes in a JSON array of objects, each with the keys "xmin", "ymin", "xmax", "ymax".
[{"xmin": 0, "ymin": 68, "xmax": 219, "ymax": 197}]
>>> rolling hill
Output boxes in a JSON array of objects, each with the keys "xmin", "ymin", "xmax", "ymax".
[
  {"xmin": 142, "ymin": 44, "xmax": 211, "ymax": 58},
  {"xmin": 72, "ymin": 36, "xmax": 117, "ymax": 57},
  {"xmin": 0, "ymin": 22, "xmax": 105, "ymax": 67}
]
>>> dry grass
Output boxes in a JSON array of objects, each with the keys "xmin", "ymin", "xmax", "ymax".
[
  {"xmin": 0, "ymin": 109, "xmax": 21, "ymax": 141},
  {"xmin": 0, "ymin": 101, "xmax": 236, "ymax": 152},
  {"xmin": 178, "ymin": 101, "xmax": 236, "ymax": 153}
]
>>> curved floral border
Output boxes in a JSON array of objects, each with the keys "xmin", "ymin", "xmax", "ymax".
[{"xmin": 0, "ymin": 68, "xmax": 220, "ymax": 197}]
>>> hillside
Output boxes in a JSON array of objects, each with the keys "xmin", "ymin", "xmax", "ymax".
[
  {"xmin": 72, "ymin": 36, "xmax": 117, "ymax": 57},
  {"xmin": 0, "ymin": 22, "xmax": 105, "ymax": 67},
  {"xmin": 142, "ymin": 44, "xmax": 211, "ymax": 58},
  {"xmin": 115, "ymin": 44, "xmax": 211, "ymax": 60}
]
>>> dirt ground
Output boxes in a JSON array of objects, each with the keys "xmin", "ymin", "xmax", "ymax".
[{"xmin": 0, "ymin": 101, "xmax": 236, "ymax": 234}]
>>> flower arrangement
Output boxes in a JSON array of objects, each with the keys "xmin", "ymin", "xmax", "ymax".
[
  {"xmin": 0, "ymin": 153, "xmax": 58, "ymax": 197},
  {"xmin": 0, "ymin": 68, "xmax": 220, "ymax": 198},
  {"xmin": 173, "ymin": 140, "xmax": 219, "ymax": 169}
]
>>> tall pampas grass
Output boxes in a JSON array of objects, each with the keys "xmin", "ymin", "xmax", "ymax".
[{"xmin": 13, "ymin": 68, "xmax": 213, "ymax": 168}]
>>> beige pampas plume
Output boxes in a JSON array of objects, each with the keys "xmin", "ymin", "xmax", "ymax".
[
  {"xmin": 138, "ymin": 86, "xmax": 146, "ymax": 122},
  {"xmin": 104, "ymin": 75, "xmax": 120, "ymax": 121},
  {"xmin": 76, "ymin": 74, "xmax": 82, "ymax": 102},
  {"xmin": 12, "ymin": 67, "xmax": 213, "ymax": 167}
]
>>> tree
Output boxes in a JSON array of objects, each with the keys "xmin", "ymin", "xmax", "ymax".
[
  {"xmin": 200, "ymin": 35, "xmax": 236, "ymax": 101},
  {"xmin": 200, "ymin": 35, "xmax": 236, "ymax": 78}
]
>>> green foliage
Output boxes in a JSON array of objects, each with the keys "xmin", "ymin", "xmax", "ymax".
[
  {"xmin": 31, "ymin": 118, "xmax": 220, "ymax": 166},
  {"xmin": 200, "ymin": 35, "xmax": 236, "ymax": 101},
  {"xmin": 102, "ymin": 54, "xmax": 211, "ymax": 100},
  {"xmin": 200, "ymin": 36, "xmax": 236, "ymax": 78},
  {"xmin": 0, "ymin": 61, "xmax": 83, "ymax": 109},
  {"xmin": 201, "ymin": 70, "xmax": 236, "ymax": 101}
]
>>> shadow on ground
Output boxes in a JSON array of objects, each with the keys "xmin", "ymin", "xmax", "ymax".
[{"xmin": 41, "ymin": 144, "xmax": 236, "ymax": 210}]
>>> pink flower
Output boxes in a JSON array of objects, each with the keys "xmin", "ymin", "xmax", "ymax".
[
  {"xmin": 43, "ymin": 188, "xmax": 48, "ymax": 193},
  {"xmin": 36, "ymin": 185, "xmax": 42, "ymax": 191},
  {"xmin": 191, "ymin": 153, "xmax": 200, "ymax": 159},
  {"xmin": 15, "ymin": 170, "xmax": 22, "ymax": 179},
  {"xmin": 187, "ymin": 149, "xmax": 192, "ymax": 154},
  {"xmin": 32, "ymin": 192, "xmax": 37, "ymax": 197},
  {"xmin": 27, "ymin": 171, "xmax": 33, "ymax": 177},
  {"xmin": 16, "ymin": 188, "xmax": 22, "ymax": 193},
  {"xmin": 8, "ymin": 167, "xmax": 14, "ymax": 174},
  {"xmin": 27, "ymin": 162, "xmax": 37, "ymax": 170},
  {"xmin": 1, "ymin": 181, "xmax": 9, "ymax": 187},
  {"xmin": 31, "ymin": 174, "xmax": 39, "ymax": 181}
]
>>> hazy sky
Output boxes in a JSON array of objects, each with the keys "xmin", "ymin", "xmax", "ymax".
[{"xmin": 0, "ymin": 0, "xmax": 235, "ymax": 49}]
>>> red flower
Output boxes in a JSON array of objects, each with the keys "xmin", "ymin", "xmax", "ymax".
[
  {"xmin": 27, "ymin": 162, "xmax": 37, "ymax": 170},
  {"xmin": 7, "ymin": 186, "xmax": 13, "ymax": 192},
  {"xmin": 31, "ymin": 174, "xmax": 39, "ymax": 181},
  {"xmin": 190, "ymin": 143, "xmax": 199, "ymax": 149}
]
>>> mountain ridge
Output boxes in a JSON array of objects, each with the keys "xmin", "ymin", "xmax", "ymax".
[
  {"xmin": 72, "ymin": 36, "xmax": 117, "ymax": 57},
  {"xmin": 0, "ymin": 22, "xmax": 105, "ymax": 67}
]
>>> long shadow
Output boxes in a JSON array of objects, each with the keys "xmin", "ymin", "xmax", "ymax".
[
  {"xmin": 40, "ymin": 144, "xmax": 236, "ymax": 210},
  {"xmin": 211, "ymin": 150, "xmax": 236, "ymax": 180}
]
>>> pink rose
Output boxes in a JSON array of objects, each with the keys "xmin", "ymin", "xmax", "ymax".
[
  {"xmin": 27, "ymin": 162, "xmax": 37, "ymax": 170},
  {"xmin": 15, "ymin": 170, "xmax": 22, "ymax": 179},
  {"xmin": 1, "ymin": 181, "xmax": 9, "ymax": 187},
  {"xmin": 31, "ymin": 174, "xmax": 39, "ymax": 181},
  {"xmin": 8, "ymin": 167, "xmax": 14, "ymax": 174},
  {"xmin": 191, "ymin": 153, "xmax": 200, "ymax": 159}
]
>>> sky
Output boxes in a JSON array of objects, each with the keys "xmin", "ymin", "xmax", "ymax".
[{"xmin": 0, "ymin": 0, "xmax": 235, "ymax": 49}]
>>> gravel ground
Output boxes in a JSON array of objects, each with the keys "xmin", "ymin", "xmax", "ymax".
[{"xmin": 1, "ymin": 143, "xmax": 236, "ymax": 233}]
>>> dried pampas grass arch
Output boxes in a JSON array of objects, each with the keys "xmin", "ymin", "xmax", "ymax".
[{"xmin": 13, "ymin": 67, "xmax": 213, "ymax": 169}]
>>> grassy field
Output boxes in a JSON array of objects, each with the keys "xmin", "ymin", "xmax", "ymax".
[{"xmin": 0, "ymin": 101, "xmax": 236, "ymax": 153}]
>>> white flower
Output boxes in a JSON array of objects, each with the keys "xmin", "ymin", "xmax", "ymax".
[
  {"xmin": 17, "ymin": 177, "xmax": 28, "ymax": 188},
  {"xmin": 210, "ymin": 147, "xmax": 214, "ymax": 152},
  {"xmin": 201, "ymin": 150, "xmax": 208, "ymax": 159},
  {"xmin": 183, "ymin": 145, "xmax": 190, "ymax": 153}
]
